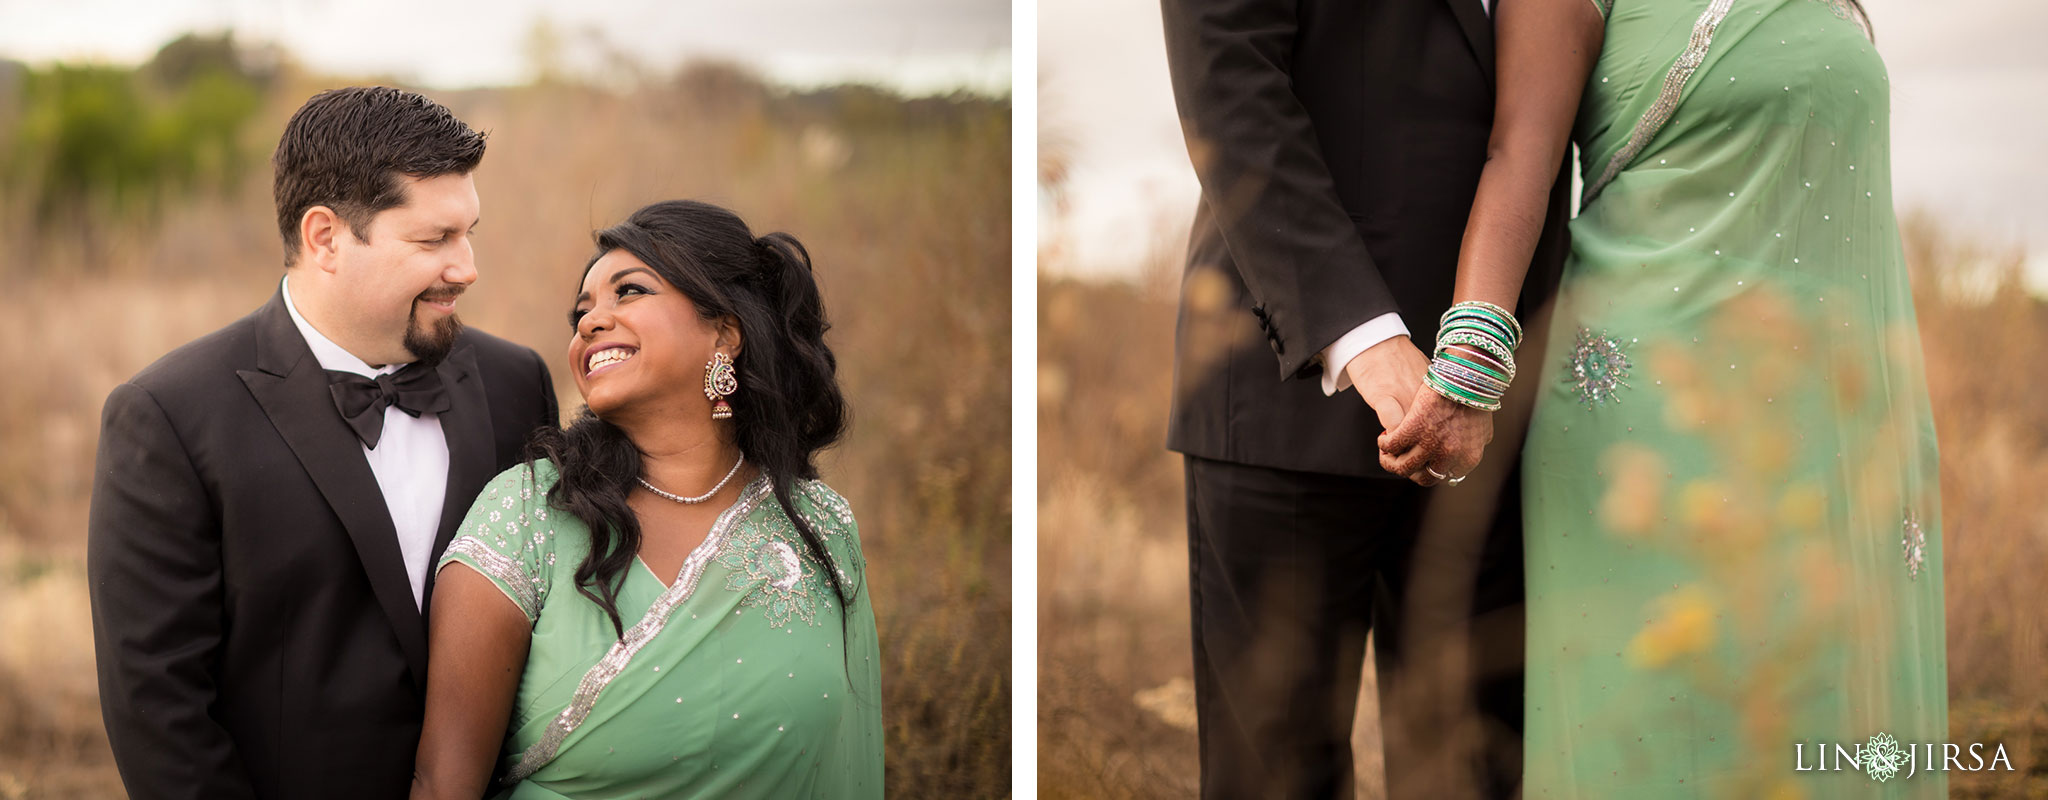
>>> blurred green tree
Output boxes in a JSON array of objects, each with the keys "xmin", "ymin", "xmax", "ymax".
[{"xmin": 2, "ymin": 32, "xmax": 264, "ymax": 266}]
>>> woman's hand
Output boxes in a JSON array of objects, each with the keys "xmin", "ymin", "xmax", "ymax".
[{"xmin": 1377, "ymin": 383, "xmax": 1494, "ymax": 487}]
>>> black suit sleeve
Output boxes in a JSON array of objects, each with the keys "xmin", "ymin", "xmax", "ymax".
[
  {"xmin": 87, "ymin": 383, "xmax": 258, "ymax": 800},
  {"xmin": 534, "ymin": 348, "xmax": 559, "ymax": 430},
  {"xmin": 1161, "ymin": 0, "xmax": 1403, "ymax": 379}
]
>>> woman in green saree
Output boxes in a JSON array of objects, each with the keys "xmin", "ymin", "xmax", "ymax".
[
  {"xmin": 1380, "ymin": 0, "xmax": 1944, "ymax": 796},
  {"xmin": 410, "ymin": 201, "xmax": 882, "ymax": 799}
]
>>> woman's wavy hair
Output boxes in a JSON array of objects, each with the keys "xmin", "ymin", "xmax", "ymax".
[{"xmin": 527, "ymin": 199, "xmax": 850, "ymax": 637}]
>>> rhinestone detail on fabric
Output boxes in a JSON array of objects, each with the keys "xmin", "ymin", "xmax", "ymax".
[
  {"xmin": 1567, "ymin": 327, "xmax": 1634, "ymax": 408},
  {"xmin": 1901, "ymin": 511, "xmax": 1926, "ymax": 580}
]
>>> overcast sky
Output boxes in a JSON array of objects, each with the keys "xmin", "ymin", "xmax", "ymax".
[
  {"xmin": 1041, "ymin": 0, "xmax": 2048, "ymax": 291},
  {"xmin": 0, "ymin": 0, "xmax": 1010, "ymax": 94}
]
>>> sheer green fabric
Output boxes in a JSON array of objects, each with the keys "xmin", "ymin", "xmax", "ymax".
[
  {"xmin": 1520, "ymin": 0, "xmax": 1945, "ymax": 796},
  {"xmin": 438, "ymin": 461, "xmax": 883, "ymax": 799}
]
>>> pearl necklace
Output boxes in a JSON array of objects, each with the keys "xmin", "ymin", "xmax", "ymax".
[{"xmin": 637, "ymin": 455, "xmax": 745, "ymax": 504}]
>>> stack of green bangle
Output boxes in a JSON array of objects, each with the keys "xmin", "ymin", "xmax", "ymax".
[{"xmin": 1425, "ymin": 301, "xmax": 1522, "ymax": 412}]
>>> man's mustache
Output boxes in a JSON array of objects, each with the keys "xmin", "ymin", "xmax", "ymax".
[{"xmin": 417, "ymin": 286, "xmax": 466, "ymax": 303}]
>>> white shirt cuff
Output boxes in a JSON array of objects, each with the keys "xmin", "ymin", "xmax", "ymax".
[{"xmin": 1320, "ymin": 312, "xmax": 1411, "ymax": 396}]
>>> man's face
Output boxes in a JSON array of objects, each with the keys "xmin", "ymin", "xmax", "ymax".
[{"xmin": 331, "ymin": 173, "xmax": 481, "ymax": 367}]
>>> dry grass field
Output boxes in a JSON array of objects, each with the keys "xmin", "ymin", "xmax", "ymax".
[
  {"xmin": 0, "ymin": 59, "xmax": 1010, "ymax": 797},
  {"xmin": 1038, "ymin": 216, "xmax": 2048, "ymax": 798}
]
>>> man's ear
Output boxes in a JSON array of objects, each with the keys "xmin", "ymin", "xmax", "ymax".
[
  {"xmin": 716, "ymin": 315, "xmax": 744, "ymax": 359},
  {"xmin": 300, "ymin": 206, "xmax": 346, "ymax": 273}
]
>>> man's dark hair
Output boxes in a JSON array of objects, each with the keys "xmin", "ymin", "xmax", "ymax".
[{"xmin": 272, "ymin": 86, "xmax": 487, "ymax": 266}]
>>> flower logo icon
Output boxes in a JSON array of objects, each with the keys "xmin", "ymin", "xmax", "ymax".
[{"xmin": 1862, "ymin": 732, "xmax": 1904, "ymax": 782}]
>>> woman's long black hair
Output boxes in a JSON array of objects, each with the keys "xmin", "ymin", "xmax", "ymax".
[{"xmin": 527, "ymin": 200, "xmax": 850, "ymax": 638}]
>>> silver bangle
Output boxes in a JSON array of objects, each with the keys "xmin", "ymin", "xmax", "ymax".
[
  {"xmin": 1433, "ymin": 359, "xmax": 1509, "ymax": 396},
  {"xmin": 1437, "ymin": 332, "xmax": 1517, "ymax": 381}
]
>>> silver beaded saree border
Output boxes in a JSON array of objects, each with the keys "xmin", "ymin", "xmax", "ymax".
[
  {"xmin": 439, "ymin": 536, "xmax": 541, "ymax": 621},
  {"xmin": 504, "ymin": 475, "xmax": 776, "ymax": 783},
  {"xmin": 1584, "ymin": 0, "xmax": 1737, "ymax": 203}
]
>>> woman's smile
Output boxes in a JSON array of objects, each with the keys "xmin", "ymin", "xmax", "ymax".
[{"xmin": 584, "ymin": 343, "xmax": 638, "ymax": 377}]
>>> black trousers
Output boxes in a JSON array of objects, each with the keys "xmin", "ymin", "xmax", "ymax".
[{"xmin": 1185, "ymin": 455, "xmax": 1526, "ymax": 799}]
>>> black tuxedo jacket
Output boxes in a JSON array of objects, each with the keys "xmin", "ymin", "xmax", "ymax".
[
  {"xmin": 1162, "ymin": 0, "xmax": 1572, "ymax": 477},
  {"xmin": 87, "ymin": 289, "xmax": 558, "ymax": 799}
]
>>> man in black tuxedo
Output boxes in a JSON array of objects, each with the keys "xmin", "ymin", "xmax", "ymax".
[
  {"xmin": 88, "ymin": 86, "xmax": 558, "ymax": 799},
  {"xmin": 1161, "ymin": 0, "xmax": 1572, "ymax": 796}
]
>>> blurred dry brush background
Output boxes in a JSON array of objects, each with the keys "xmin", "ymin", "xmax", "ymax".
[
  {"xmin": 1038, "ymin": 155, "xmax": 2048, "ymax": 794},
  {"xmin": 0, "ymin": 31, "xmax": 1009, "ymax": 798}
]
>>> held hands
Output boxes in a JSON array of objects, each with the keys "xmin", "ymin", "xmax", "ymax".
[
  {"xmin": 1344, "ymin": 334, "xmax": 1493, "ymax": 487},
  {"xmin": 1378, "ymin": 382, "xmax": 1493, "ymax": 487},
  {"xmin": 1344, "ymin": 335, "xmax": 1431, "ymax": 433},
  {"xmin": 1374, "ymin": 301, "xmax": 1521, "ymax": 486},
  {"xmin": 1344, "ymin": 302, "xmax": 1516, "ymax": 486}
]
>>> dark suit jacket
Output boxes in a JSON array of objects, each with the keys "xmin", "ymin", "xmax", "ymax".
[
  {"xmin": 1162, "ymin": 0, "xmax": 1572, "ymax": 477},
  {"xmin": 87, "ymin": 289, "xmax": 558, "ymax": 799}
]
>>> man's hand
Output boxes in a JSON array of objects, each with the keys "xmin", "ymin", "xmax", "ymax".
[
  {"xmin": 1344, "ymin": 335, "xmax": 1430, "ymax": 432},
  {"xmin": 1377, "ymin": 384, "xmax": 1494, "ymax": 486}
]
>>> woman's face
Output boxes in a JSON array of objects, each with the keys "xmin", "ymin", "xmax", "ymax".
[{"xmin": 568, "ymin": 249, "xmax": 732, "ymax": 420}]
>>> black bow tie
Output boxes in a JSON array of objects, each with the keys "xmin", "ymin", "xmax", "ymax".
[{"xmin": 327, "ymin": 366, "xmax": 450, "ymax": 449}]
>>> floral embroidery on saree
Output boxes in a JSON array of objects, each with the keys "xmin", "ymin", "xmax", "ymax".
[
  {"xmin": 718, "ymin": 514, "xmax": 835, "ymax": 628},
  {"xmin": 715, "ymin": 480, "xmax": 861, "ymax": 629}
]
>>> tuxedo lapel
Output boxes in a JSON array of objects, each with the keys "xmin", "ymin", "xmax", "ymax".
[
  {"xmin": 236, "ymin": 291, "xmax": 429, "ymax": 691},
  {"xmin": 424, "ymin": 342, "xmax": 494, "ymax": 609},
  {"xmin": 1444, "ymin": 0, "xmax": 1497, "ymax": 91}
]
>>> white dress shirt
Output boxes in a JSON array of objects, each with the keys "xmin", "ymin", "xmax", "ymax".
[
  {"xmin": 282, "ymin": 275, "xmax": 449, "ymax": 609},
  {"xmin": 1319, "ymin": 312, "xmax": 1414, "ymax": 395},
  {"xmin": 1321, "ymin": 0, "xmax": 1492, "ymax": 396}
]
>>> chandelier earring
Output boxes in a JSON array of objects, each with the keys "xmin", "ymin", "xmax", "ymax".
[{"xmin": 704, "ymin": 351, "xmax": 738, "ymax": 420}]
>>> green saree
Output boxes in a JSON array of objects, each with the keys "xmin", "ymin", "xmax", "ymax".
[
  {"xmin": 1521, "ymin": 0, "xmax": 1945, "ymax": 796},
  {"xmin": 438, "ymin": 460, "xmax": 883, "ymax": 799}
]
